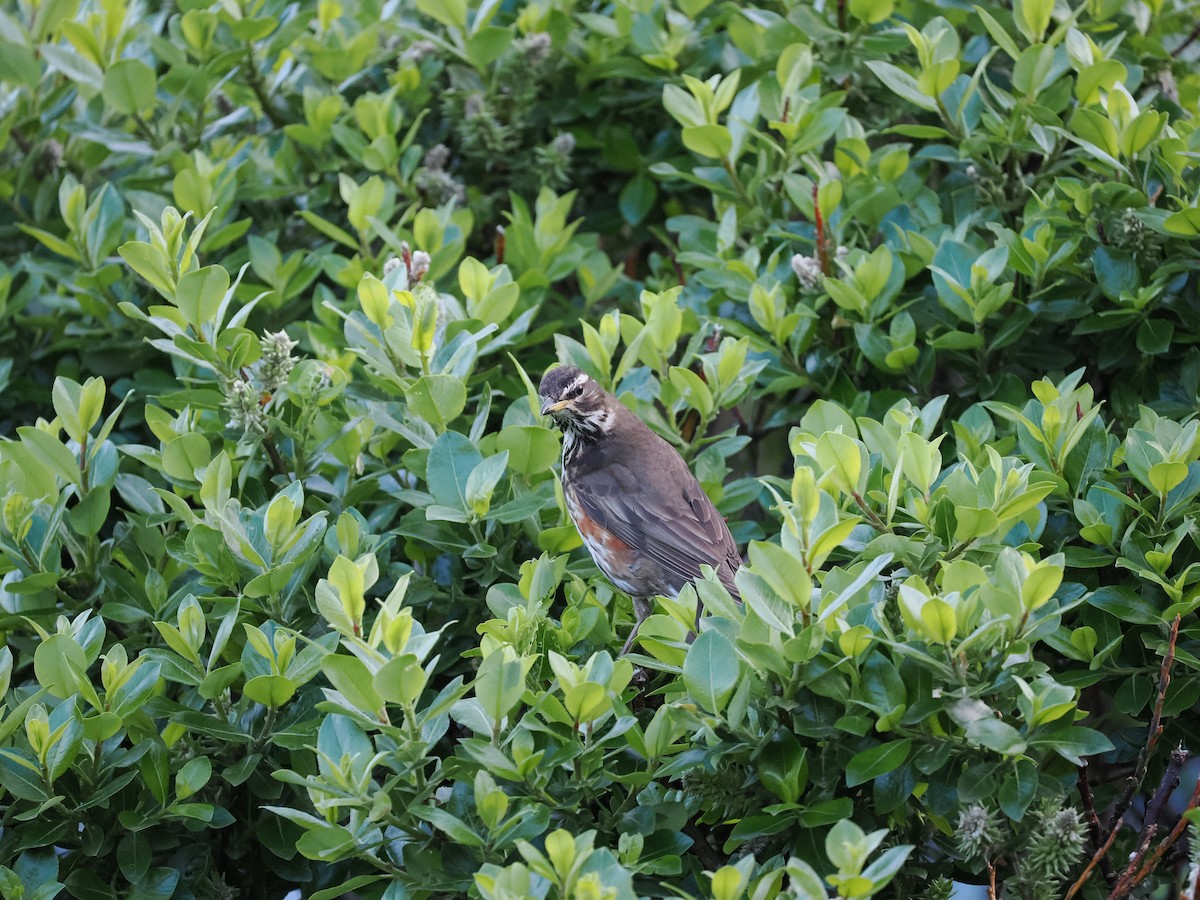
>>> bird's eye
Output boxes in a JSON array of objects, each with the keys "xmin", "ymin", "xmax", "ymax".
[{"xmin": 568, "ymin": 383, "xmax": 584, "ymax": 398}]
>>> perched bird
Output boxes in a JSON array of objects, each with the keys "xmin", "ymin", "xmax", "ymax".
[{"xmin": 538, "ymin": 365, "xmax": 742, "ymax": 653}]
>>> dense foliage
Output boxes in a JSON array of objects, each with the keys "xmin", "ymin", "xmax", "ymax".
[{"xmin": 1, "ymin": 0, "xmax": 1199, "ymax": 897}]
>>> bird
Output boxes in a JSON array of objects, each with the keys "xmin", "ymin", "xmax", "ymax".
[{"xmin": 538, "ymin": 364, "xmax": 743, "ymax": 654}]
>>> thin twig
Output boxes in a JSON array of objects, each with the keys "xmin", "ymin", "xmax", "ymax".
[
  {"xmin": 1172, "ymin": 21, "xmax": 1200, "ymax": 57},
  {"xmin": 1110, "ymin": 825, "xmax": 1159, "ymax": 898},
  {"xmin": 1110, "ymin": 748, "xmax": 1187, "ymax": 899},
  {"xmin": 683, "ymin": 821, "xmax": 724, "ymax": 872},
  {"xmin": 812, "ymin": 183, "xmax": 831, "ymax": 277},
  {"xmin": 986, "ymin": 859, "xmax": 998, "ymax": 900},
  {"xmin": 261, "ymin": 433, "xmax": 289, "ymax": 479},
  {"xmin": 243, "ymin": 47, "xmax": 287, "ymax": 129},
  {"xmin": 1077, "ymin": 762, "xmax": 1117, "ymax": 886},
  {"xmin": 1105, "ymin": 615, "xmax": 1181, "ymax": 836},
  {"xmin": 1129, "ymin": 754, "xmax": 1200, "ymax": 889},
  {"xmin": 851, "ymin": 491, "xmax": 892, "ymax": 534},
  {"xmin": 1065, "ymin": 821, "xmax": 1122, "ymax": 900}
]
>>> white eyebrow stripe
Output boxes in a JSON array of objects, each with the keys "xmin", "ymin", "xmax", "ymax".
[{"xmin": 566, "ymin": 372, "xmax": 589, "ymax": 394}]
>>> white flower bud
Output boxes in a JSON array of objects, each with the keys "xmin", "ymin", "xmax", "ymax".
[{"xmin": 790, "ymin": 253, "xmax": 822, "ymax": 290}]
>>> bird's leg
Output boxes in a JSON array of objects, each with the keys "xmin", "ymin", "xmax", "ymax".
[
  {"xmin": 619, "ymin": 628, "xmax": 638, "ymax": 656},
  {"xmin": 621, "ymin": 596, "xmax": 654, "ymax": 655}
]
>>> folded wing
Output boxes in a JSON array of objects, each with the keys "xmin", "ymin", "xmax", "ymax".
[{"xmin": 573, "ymin": 453, "xmax": 742, "ymax": 600}]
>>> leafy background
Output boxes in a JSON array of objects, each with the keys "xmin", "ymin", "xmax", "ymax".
[{"xmin": 0, "ymin": 0, "xmax": 1199, "ymax": 897}]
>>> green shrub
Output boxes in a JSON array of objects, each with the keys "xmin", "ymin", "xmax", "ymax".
[{"xmin": 0, "ymin": 0, "xmax": 1198, "ymax": 897}]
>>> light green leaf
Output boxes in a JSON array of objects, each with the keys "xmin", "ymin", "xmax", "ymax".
[
  {"xmin": 405, "ymin": 375, "xmax": 467, "ymax": 432},
  {"xmin": 864, "ymin": 60, "xmax": 938, "ymax": 111},
  {"xmin": 683, "ymin": 629, "xmax": 739, "ymax": 714},
  {"xmin": 681, "ymin": 124, "xmax": 733, "ymax": 159},
  {"xmin": 175, "ymin": 265, "xmax": 230, "ymax": 331},
  {"xmin": 103, "ymin": 58, "xmax": 157, "ymax": 116}
]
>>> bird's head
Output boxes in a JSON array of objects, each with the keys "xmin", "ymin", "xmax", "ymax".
[{"xmin": 538, "ymin": 365, "xmax": 614, "ymax": 435}]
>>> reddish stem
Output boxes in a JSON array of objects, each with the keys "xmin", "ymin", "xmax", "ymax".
[{"xmin": 813, "ymin": 184, "xmax": 831, "ymax": 276}]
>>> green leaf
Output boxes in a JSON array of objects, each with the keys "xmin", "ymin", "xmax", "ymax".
[
  {"xmin": 309, "ymin": 876, "xmax": 388, "ymax": 900},
  {"xmin": 0, "ymin": 750, "xmax": 50, "ymax": 801},
  {"xmin": 849, "ymin": 0, "xmax": 893, "ymax": 24},
  {"xmin": 619, "ymin": 172, "xmax": 657, "ymax": 225},
  {"xmin": 1085, "ymin": 588, "xmax": 1158, "ymax": 626},
  {"xmin": 103, "ymin": 58, "xmax": 157, "ymax": 116},
  {"xmin": 321, "ymin": 654, "xmax": 383, "ymax": 716},
  {"xmin": 17, "ymin": 225, "xmax": 80, "ymax": 261},
  {"xmin": 243, "ymin": 674, "xmax": 298, "ymax": 708},
  {"xmin": 457, "ymin": 256, "xmax": 491, "ymax": 302},
  {"xmin": 68, "ymin": 488, "xmax": 111, "ymax": 538},
  {"xmin": 405, "ymin": 375, "xmax": 467, "ymax": 432},
  {"xmin": 1012, "ymin": 43, "xmax": 1054, "ymax": 96},
  {"xmin": 1147, "ymin": 461, "xmax": 1188, "ymax": 498},
  {"xmin": 170, "ymin": 711, "xmax": 250, "ymax": 743},
  {"xmin": 117, "ymin": 832, "xmax": 151, "ymax": 884},
  {"xmin": 1164, "ymin": 207, "xmax": 1200, "ymax": 236},
  {"xmin": 1136, "ymin": 318, "xmax": 1174, "ymax": 356},
  {"xmin": 63, "ymin": 869, "xmax": 115, "ymax": 900},
  {"xmin": 46, "ymin": 713, "xmax": 84, "ymax": 781},
  {"xmin": 862, "ymin": 844, "xmax": 913, "ymax": 888},
  {"xmin": 999, "ymin": 759, "xmax": 1038, "ymax": 820},
  {"xmin": 1015, "ymin": 0, "xmax": 1052, "ymax": 42},
  {"xmin": 1070, "ymin": 108, "xmax": 1120, "ymax": 159},
  {"xmin": 495, "ymin": 425, "xmax": 559, "ymax": 477},
  {"xmin": 297, "ymin": 211, "xmax": 358, "ymax": 250},
  {"xmin": 426, "ymin": 430, "xmax": 483, "ymax": 511},
  {"xmin": 814, "ymin": 431, "xmax": 866, "ymax": 497},
  {"xmin": 415, "ymin": 0, "xmax": 466, "ymax": 28},
  {"xmin": 0, "ymin": 39, "xmax": 41, "ymax": 86},
  {"xmin": 974, "ymin": 6, "xmax": 1020, "ymax": 60},
  {"xmin": 34, "ymin": 634, "xmax": 88, "ymax": 700},
  {"xmin": 465, "ymin": 25, "xmax": 513, "ymax": 68},
  {"xmin": 119, "ymin": 241, "xmax": 175, "ymax": 299},
  {"xmin": 964, "ymin": 717, "xmax": 1026, "ymax": 754},
  {"xmin": 668, "ymin": 366, "xmax": 715, "ymax": 417},
  {"xmin": 474, "ymin": 651, "xmax": 531, "ymax": 726},
  {"xmin": 174, "ymin": 265, "xmax": 229, "ymax": 331},
  {"xmin": 845, "ymin": 739, "xmax": 911, "ymax": 787},
  {"xmin": 562, "ymin": 681, "xmax": 607, "ymax": 722},
  {"xmin": 417, "ymin": 805, "xmax": 483, "ymax": 846},
  {"xmin": 137, "ymin": 742, "xmax": 171, "ymax": 804},
  {"xmin": 162, "ymin": 433, "xmax": 211, "ymax": 482},
  {"xmin": 465, "ymin": 452, "xmax": 508, "ymax": 517},
  {"xmin": 736, "ymin": 570, "xmax": 795, "ymax": 637},
  {"xmin": 17, "ymin": 427, "xmax": 81, "ymax": 486},
  {"xmin": 1092, "ymin": 246, "xmax": 1137, "ymax": 300},
  {"xmin": 683, "ymin": 629, "xmax": 739, "ymax": 714},
  {"xmin": 681, "ymin": 125, "xmax": 733, "ymax": 159},
  {"xmin": 373, "ymin": 654, "xmax": 427, "ymax": 706},
  {"xmin": 295, "ymin": 824, "xmax": 358, "ymax": 861},
  {"xmin": 127, "ymin": 868, "xmax": 178, "ymax": 900},
  {"xmin": 747, "ymin": 541, "xmax": 811, "ymax": 608},
  {"xmin": 825, "ymin": 818, "xmax": 869, "ymax": 870},
  {"xmin": 864, "ymin": 61, "xmax": 937, "ymax": 111},
  {"xmin": 1035, "ymin": 725, "xmax": 1113, "ymax": 765}
]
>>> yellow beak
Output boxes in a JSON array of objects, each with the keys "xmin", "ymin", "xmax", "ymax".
[{"xmin": 541, "ymin": 398, "xmax": 570, "ymax": 416}]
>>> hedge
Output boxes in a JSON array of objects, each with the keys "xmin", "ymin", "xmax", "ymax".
[{"xmin": 0, "ymin": 0, "xmax": 1198, "ymax": 897}]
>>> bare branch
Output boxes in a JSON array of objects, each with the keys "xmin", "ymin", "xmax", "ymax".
[
  {"xmin": 1064, "ymin": 821, "xmax": 1121, "ymax": 900},
  {"xmin": 1104, "ymin": 615, "xmax": 1181, "ymax": 836},
  {"xmin": 1130, "ymin": 761, "xmax": 1200, "ymax": 889},
  {"xmin": 1077, "ymin": 762, "xmax": 1116, "ymax": 886}
]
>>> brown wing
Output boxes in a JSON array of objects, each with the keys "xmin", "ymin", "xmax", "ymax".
[{"xmin": 572, "ymin": 439, "xmax": 742, "ymax": 600}]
